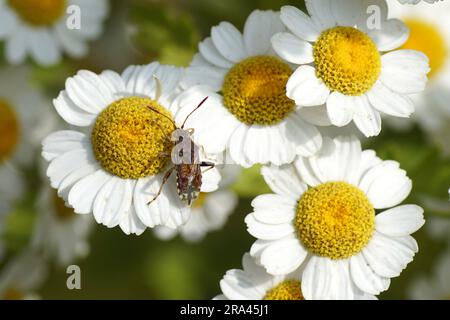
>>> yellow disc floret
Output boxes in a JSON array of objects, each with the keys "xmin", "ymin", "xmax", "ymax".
[
  {"xmin": 0, "ymin": 99, "xmax": 20, "ymax": 162},
  {"xmin": 295, "ymin": 181, "xmax": 375, "ymax": 260},
  {"xmin": 8, "ymin": 0, "xmax": 66, "ymax": 26},
  {"xmin": 313, "ymin": 27, "xmax": 381, "ymax": 96},
  {"xmin": 92, "ymin": 97, "xmax": 174, "ymax": 179},
  {"xmin": 264, "ymin": 280, "xmax": 304, "ymax": 300},
  {"xmin": 222, "ymin": 56, "xmax": 295, "ymax": 125},
  {"xmin": 401, "ymin": 19, "xmax": 447, "ymax": 79},
  {"xmin": 192, "ymin": 192, "xmax": 207, "ymax": 209}
]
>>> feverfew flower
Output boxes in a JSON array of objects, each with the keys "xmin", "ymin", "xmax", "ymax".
[
  {"xmin": 214, "ymin": 252, "xmax": 375, "ymax": 300},
  {"xmin": 180, "ymin": 10, "xmax": 323, "ymax": 167},
  {"xmin": 271, "ymin": 1, "xmax": 430, "ymax": 137},
  {"xmin": 42, "ymin": 62, "xmax": 221, "ymax": 235},
  {"xmin": 0, "ymin": 0, "xmax": 109, "ymax": 66},
  {"xmin": 388, "ymin": 0, "xmax": 450, "ymax": 152},
  {"xmin": 245, "ymin": 135, "xmax": 425, "ymax": 299}
]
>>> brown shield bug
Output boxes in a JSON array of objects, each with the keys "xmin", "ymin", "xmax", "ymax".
[{"xmin": 145, "ymin": 90, "xmax": 215, "ymax": 206}]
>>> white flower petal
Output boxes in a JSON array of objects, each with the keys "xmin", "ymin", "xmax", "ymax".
[
  {"xmin": 42, "ymin": 131, "xmax": 87, "ymax": 161},
  {"xmin": 368, "ymin": 19, "xmax": 409, "ymax": 52},
  {"xmin": 280, "ymin": 5, "xmax": 320, "ymax": 42},
  {"xmin": 297, "ymin": 105, "xmax": 332, "ymax": 126},
  {"xmin": 261, "ymin": 164, "xmax": 307, "ymax": 199},
  {"xmin": 198, "ymin": 37, "xmax": 234, "ymax": 69},
  {"xmin": 93, "ymin": 177, "xmax": 133, "ymax": 228},
  {"xmin": 229, "ymin": 124, "xmax": 252, "ymax": 168},
  {"xmin": 47, "ymin": 149, "xmax": 91, "ymax": 189},
  {"xmin": 53, "ymin": 91, "xmax": 97, "ymax": 127},
  {"xmin": 29, "ymin": 29, "xmax": 61, "ymax": 66},
  {"xmin": 286, "ymin": 66, "xmax": 329, "ymax": 106},
  {"xmin": 260, "ymin": 236, "xmax": 307, "ymax": 275},
  {"xmin": 367, "ymin": 82, "xmax": 415, "ymax": 118},
  {"xmin": 251, "ymin": 194, "xmax": 297, "ymax": 213},
  {"xmin": 245, "ymin": 214, "xmax": 295, "ymax": 240},
  {"xmin": 211, "ymin": 22, "xmax": 247, "ymax": 62},
  {"xmin": 285, "ymin": 111, "xmax": 323, "ymax": 157},
  {"xmin": 271, "ymin": 32, "xmax": 314, "ymax": 65},
  {"xmin": 0, "ymin": 8, "xmax": 17, "ymax": 38},
  {"xmin": 302, "ymin": 256, "xmax": 354, "ymax": 300},
  {"xmin": 352, "ymin": 96, "xmax": 382, "ymax": 137},
  {"xmin": 68, "ymin": 170, "xmax": 112, "ymax": 215},
  {"xmin": 58, "ymin": 162, "xmax": 98, "ymax": 201},
  {"xmin": 376, "ymin": 205, "xmax": 425, "ymax": 237},
  {"xmin": 350, "ymin": 253, "xmax": 391, "ymax": 295},
  {"xmin": 5, "ymin": 26, "xmax": 28, "ymax": 64},
  {"xmin": 220, "ymin": 270, "xmax": 262, "ymax": 300},
  {"xmin": 119, "ymin": 204, "xmax": 146, "ymax": 236},
  {"xmin": 360, "ymin": 161, "xmax": 412, "ymax": 209},
  {"xmin": 363, "ymin": 232, "xmax": 418, "ymax": 278},
  {"xmin": 244, "ymin": 10, "xmax": 285, "ymax": 56},
  {"xmin": 326, "ymin": 92, "xmax": 355, "ymax": 127},
  {"xmin": 183, "ymin": 66, "xmax": 226, "ymax": 92},
  {"xmin": 305, "ymin": 0, "xmax": 335, "ymax": 31},
  {"xmin": 380, "ymin": 50, "xmax": 430, "ymax": 94}
]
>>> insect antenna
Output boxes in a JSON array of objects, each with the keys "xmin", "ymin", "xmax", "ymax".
[
  {"xmin": 181, "ymin": 96, "xmax": 209, "ymax": 129},
  {"xmin": 146, "ymin": 105, "xmax": 177, "ymax": 130}
]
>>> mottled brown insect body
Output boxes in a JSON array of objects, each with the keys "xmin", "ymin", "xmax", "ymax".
[{"xmin": 146, "ymin": 96, "xmax": 214, "ymax": 206}]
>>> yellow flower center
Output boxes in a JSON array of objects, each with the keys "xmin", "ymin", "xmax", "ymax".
[
  {"xmin": 295, "ymin": 181, "xmax": 375, "ymax": 260},
  {"xmin": 264, "ymin": 280, "xmax": 304, "ymax": 300},
  {"xmin": 8, "ymin": 0, "xmax": 66, "ymax": 26},
  {"xmin": 192, "ymin": 192, "xmax": 207, "ymax": 209},
  {"xmin": 313, "ymin": 27, "xmax": 381, "ymax": 96},
  {"xmin": 3, "ymin": 287, "xmax": 24, "ymax": 300},
  {"xmin": 401, "ymin": 19, "xmax": 447, "ymax": 79},
  {"xmin": 222, "ymin": 56, "xmax": 295, "ymax": 125},
  {"xmin": 0, "ymin": 99, "xmax": 20, "ymax": 162},
  {"xmin": 53, "ymin": 191, "xmax": 75, "ymax": 221},
  {"xmin": 91, "ymin": 97, "xmax": 174, "ymax": 180}
]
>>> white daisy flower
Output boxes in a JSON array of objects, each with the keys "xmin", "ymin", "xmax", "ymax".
[
  {"xmin": 271, "ymin": 1, "xmax": 430, "ymax": 137},
  {"xmin": 388, "ymin": 0, "xmax": 450, "ymax": 150},
  {"xmin": 409, "ymin": 250, "xmax": 450, "ymax": 300},
  {"xmin": 0, "ymin": 0, "xmax": 109, "ymax": 66},
  {"xmin": 154, "ymin": 165, "xmax": 240, "ymax": 242},
  {"xmin": 42, "ymin": 62, "xmax": 221, "ymax": 235},
  {"xmin": 31, "ymin": 185, "xmax": 94, "ymax": 266},
  {"xmin": 214, "ymin": 252, "xmax": 376, "ymax": 300},
  {"xmin": 179, "ymin": 10, "xmax": 323, "ymax": 168},
  {"xmin": 0, "ymin": 249, "xmax": 47, "ymax": 300},
  {"xmin": 245, "ymin": 135, "xmax": 425, "ymax": 299},
  {"xmin": 0, "ymin": 66, "xmax": 54, "ymax": 253}
]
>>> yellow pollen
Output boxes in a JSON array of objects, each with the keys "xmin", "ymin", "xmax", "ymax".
[
  {"xmin": 3, "ymin": 287, "xmax": 24, "ymax": 300},
  {"xmin": 192, "ymin": 192, "xmax": 207, "ymax": 209},
  {"xmin": 0, "ymin": 99, "xmax": 20, "ymax": 162},
  {"xmin": 295, "ymin": 181, "xmax": 375, "ymax": 260},
  {"xmin": 401, "ymin": 19, "xmax": 447, "ymax": 79},
  {"xmin": 91, "ymin": 97, "xmax": 174, "ymax": 179},
  {"xmin": 53, "ymin": 191, "xmax": 75, "ymax": 221},
  {"xmin": 8, "ymin": 0, "xmax": 66, "ymax": 26},
  {"xmin": 264, "ymin": 280, "xmax": 304, "ymax": 300},
  {"xmin": 313, "ymin": 27, "xmax": 381, "ymax": 96},
  {"xmin": 222, "ymin": 55, "xmax": 295, "ymax": 125}
]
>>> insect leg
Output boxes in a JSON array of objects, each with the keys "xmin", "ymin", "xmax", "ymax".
[
  {"xmin": 199, "ymin": 161, "xmax": 215, "ymax": 173},
  {"xmin": 147, "ymin": 166, "xmax": 175, "ymax": 205}
]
